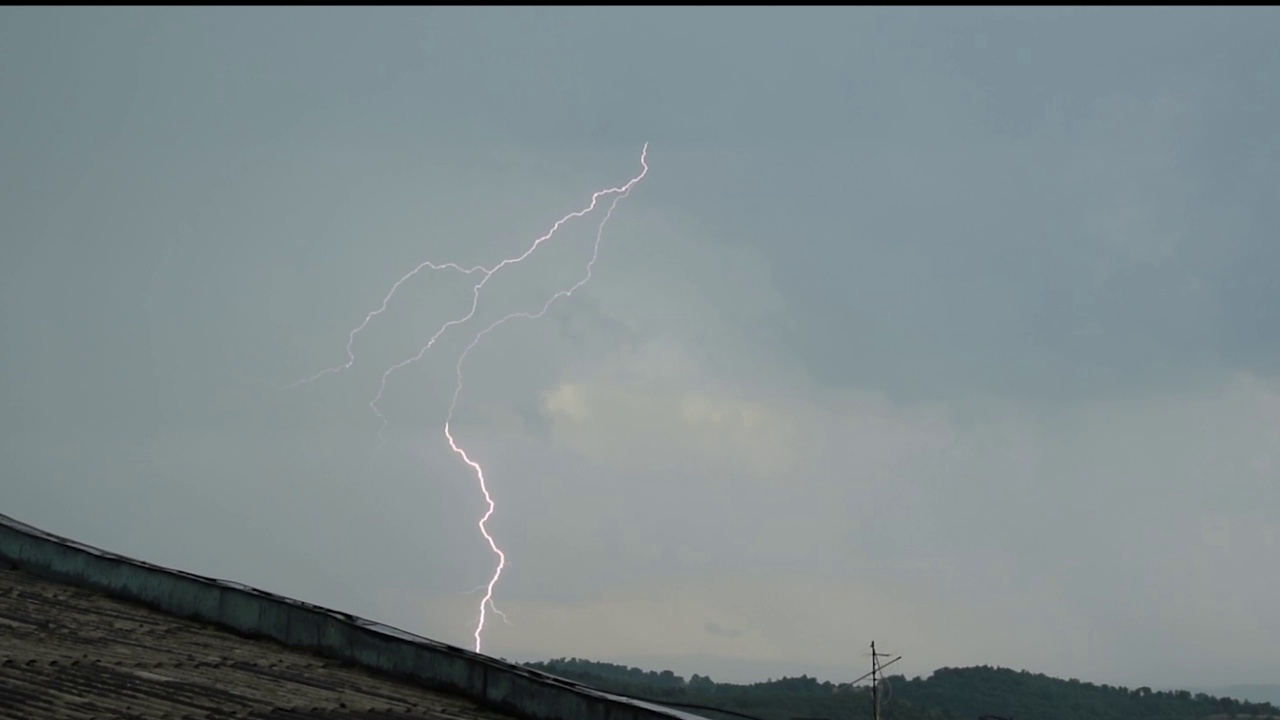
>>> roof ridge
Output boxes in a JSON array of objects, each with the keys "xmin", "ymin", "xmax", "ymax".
[{"xmin": 0, "ymin": 512, "xmax": 708, "ymax": 720}]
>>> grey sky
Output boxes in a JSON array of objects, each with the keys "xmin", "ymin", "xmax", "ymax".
[{"xmin": 3, "ymin": 7, "xmax": 1279, "ymax": 690}]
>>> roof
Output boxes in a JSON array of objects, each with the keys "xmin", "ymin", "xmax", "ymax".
[
  {"xmin": 0, "ymin": 563, "xmax": 517, "ymax": 719},
  {"xmin": 0, "ymin": 513, "xmax": 709, "ymax": 720}
]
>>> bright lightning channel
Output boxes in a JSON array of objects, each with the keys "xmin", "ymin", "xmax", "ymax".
[
  {"xmin": 286, "ymin": 144, "xmax": 650, "ymax": 654},
  {"xmin": 447, "ymin": 145, "xmax": 648, "ymax": 651},
  {"xmin": 365, "ymin": 149, "xmax": 651, "ymax": 459}
]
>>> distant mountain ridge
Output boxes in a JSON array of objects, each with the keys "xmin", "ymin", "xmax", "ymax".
[{"xmin": 524, "ymin": 657, "xmax": 1280, "ymax": 720}]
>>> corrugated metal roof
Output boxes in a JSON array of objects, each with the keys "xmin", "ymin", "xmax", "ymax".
[
  {"xmin": 0, "ymin": 513, "xmax": 717, "ymax": 720},
  {"xmin": 0, "ymin": 563, "xmax": 521, "ymax": 719}
]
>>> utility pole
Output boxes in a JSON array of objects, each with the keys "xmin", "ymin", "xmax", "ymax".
[
  {"xmin": 839, "ymin": 642, "xmax": 901, "ymax": 720},
  {"xmin": 871, "ymin": 641, "xmax": 879, "ymax": 720},
  {"xmin": 868, "ymin": 641, "xmax": 901, "ymax": 720}
]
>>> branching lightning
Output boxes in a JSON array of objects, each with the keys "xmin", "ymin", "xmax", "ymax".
[
  {"xmin": 286, "ymin": 144, "xmax": 650, "ymax": 654},
  {"xmin": 362, "ymin": 148, "xmax": 650, "ymax": 459},
  {"xmin": 462, "ymin": 584, "xmax": 514, "ymax": 625},
  {"xmin": 280, "ymin": 259, "xmax": 487, "ymax": 390},
  {"xmin": 446, "ymin": 150, "xmax": 647, "ymax": 651}
]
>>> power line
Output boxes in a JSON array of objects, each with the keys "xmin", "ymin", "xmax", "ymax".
[{"xmin": 532, "ymin": 642, "xmax": 904, "ymax": 720}]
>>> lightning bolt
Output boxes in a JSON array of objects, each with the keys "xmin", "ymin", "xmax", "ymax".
[
  {"xmin": 447, "ymin": 144, "xmax": 648, "ymax": 652},
  {"xmin": 364, "ymin": 148, "xmax": 649, "ymax": 459},
  {"xmin": 461, "ymin": 585, "xmax": 515, "ymax": 626},
  {"xmin": 279, "ymin": 260, "xmax": 487, "ymax": 390},
  {"xmin": 284, "ymin": 144, "xmax": 650, "ymax": 654}
]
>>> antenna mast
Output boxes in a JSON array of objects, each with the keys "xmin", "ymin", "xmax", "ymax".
[
  {"xmin": 871, "ymin": 641, "xmax": 880, "ymax": 720},
  {"xmin": 838, "ymin": 641, "xmax": 901, "ymax": 720},
  {"xmin": 866, "ymin": 641, "xmax": 901, "ymax": 720}
]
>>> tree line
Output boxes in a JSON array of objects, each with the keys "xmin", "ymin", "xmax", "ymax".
[{"xmin": 522, "ymin": 658, "xmax": 1280, "ymax": 720}]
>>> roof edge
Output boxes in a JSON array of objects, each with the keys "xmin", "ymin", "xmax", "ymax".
[{"xmin": 0, "ymin": 513, "xmax": 707, "ymax": 720}]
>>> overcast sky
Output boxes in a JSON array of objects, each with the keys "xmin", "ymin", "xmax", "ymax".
[{"xmin": 3, "ymin": 7, "xmax": 1279, "ymax": 690}]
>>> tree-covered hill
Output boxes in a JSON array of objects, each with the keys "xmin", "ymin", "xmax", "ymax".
[{"xmin": 522, "ymin": 658, "xmax": 1280, "ymax": 720}]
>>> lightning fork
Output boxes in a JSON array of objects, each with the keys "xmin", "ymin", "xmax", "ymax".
[{"xmin": 446, "ymin": 143, "xmax": 649, "ymax": 652}]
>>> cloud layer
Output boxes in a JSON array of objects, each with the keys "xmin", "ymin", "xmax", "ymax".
[{"xmin": 3, "ymin": 6, "xmax": 1279, "ymax": 690}]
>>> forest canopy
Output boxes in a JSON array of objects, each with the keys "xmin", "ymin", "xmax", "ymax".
[{"xmin": 522, "ymin": 658, "xmax": 1280, "ymax": 720}]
